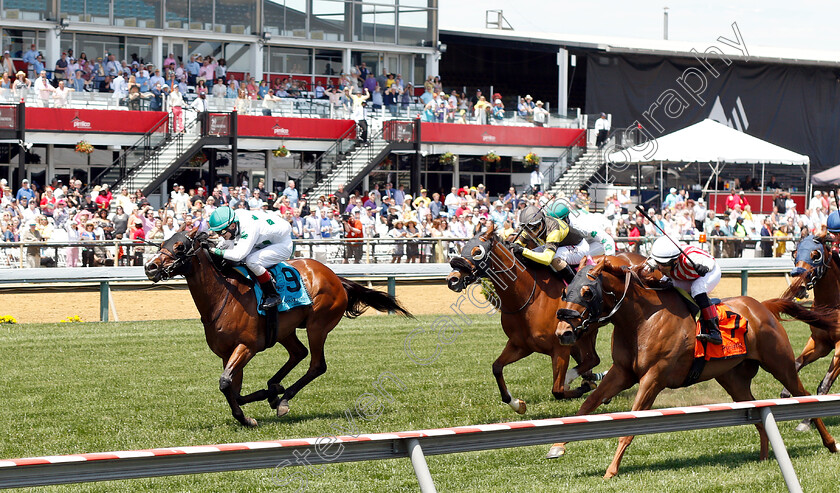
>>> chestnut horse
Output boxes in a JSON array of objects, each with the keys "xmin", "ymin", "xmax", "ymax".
[
  {"xmin": 779, "ymin": 234, "xmax": 840, "ymax": 431},
  {"xmin": 145, "ymin": 229, "xmax": 411, "ymax": 426},
  {"xmin": 550, "ymin": 254, "xmax": 837, "ymax": 478},
  {"xmin": 446, "ymin": 222, "xmax": 610, "ymax": 414}
]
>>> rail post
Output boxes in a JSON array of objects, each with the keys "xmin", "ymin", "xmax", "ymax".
[
  {"xmin": 740, "ymin": 269, "xmax": 748, "ymax": 296},
  {"xmin": 407, "ymin": 438, "xmax": 436, "ymax": 493},
  {"xmin": 387, "ymin": 276, "xmax": 396, "ymax": 314},
  {"xmin": 99, "ymin": 281, "xmax": 110, "ymax": 322},
  {"xmin": 760, "ymin": 407, "xmax": 802, "ymax": 493}
]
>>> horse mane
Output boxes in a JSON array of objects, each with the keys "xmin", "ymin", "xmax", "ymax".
[{"xmin": 781, "ymin": 274, "xmax": 806, "ymax": 300}]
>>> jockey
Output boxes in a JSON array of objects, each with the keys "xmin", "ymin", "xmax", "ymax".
[
  {"xmin": 207, "ymin": 206, "xmax": 294, "ymax": 310},
  {"xmin": 548, "ymin": 202, "xmax": 616, "ymax": 260},
  {"xmin": 644, "ymin": 236, "xmax": 722, "ymax": 345},
  {"xmin": 510, "ymin": 204, "xmax": 586, "ymax": 283}
]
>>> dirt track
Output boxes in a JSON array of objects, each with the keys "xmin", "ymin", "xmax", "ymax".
[{"xmin": 0, "ymin": 275, "xmax": 793, "ymax": 324}]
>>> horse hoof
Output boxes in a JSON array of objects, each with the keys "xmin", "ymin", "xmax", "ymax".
[
  {"xmin": 244, "ymin": 417, "xmax": 258, "ymax": 427},
  {"xmin": 546, "ymin": 444, "xmax": 566, "ymax": 459},
  {"xmin": 276, "ymin": 403, "xmax": 291, "ymax": 418},
  {"xmin": 269, "ymin": 396, "xmax": 281, "ymax": 410},
  {"xmin": 780, "ymin": 390, "xmax": 791, "ymax": 399},
  {"xmin": 515, "ymin": 400, "xmax": 527, "ymax": 415},
  {"xmin": 795, "ymin": 422, "xmax": 812, "ymax": 433},
  {"xmin": 603, "ymin": 471, "xmax": 616, "ymax": 480}
]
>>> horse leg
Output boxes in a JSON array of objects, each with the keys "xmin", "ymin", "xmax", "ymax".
[
  {"xmin": 265, "ymin": 332, "xmax": 309, "ymax": 410},
  {"xmin": 547, "ymin": 365, "xmax": 636, "ymax": 459},
  {"xmin": 551, "ymin": 346, "xmax": 590, "ymax": 399},
  {"xmin": 795, "ymin": 348, "xmax": 840, "ymax": 432},
  {"xmin": 276, "ymin": 323, "xmax": 334, "ymax": 417},
  {"xmin": 220, "ymin": 344, "xmax": 257, "ymax": 427},
  {"xmin": 603, "ymin": 375, "xmax": 665, "ymax": 479},
  {"xmin": 762, "ymin": 347, "xmax": 838, "ymax": 453},
  {"xmin": 716, "ymin": 360, "xmax": 769, "ymax": 459},
  {"xmin": 780, "ymin": 336, "xmax": 830, "ymax": 398},
  {"xmin": 492, "ymin": 341, "xmax": 533, "ymax": 414},
  {"xmin": 566, "ymin": 328, "xmax": 601, "ymax": 385}
]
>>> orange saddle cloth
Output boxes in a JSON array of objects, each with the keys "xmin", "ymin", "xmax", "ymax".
[{"xmin": 694, "ymin": 303, "xmax": 748, "ymax": 360}]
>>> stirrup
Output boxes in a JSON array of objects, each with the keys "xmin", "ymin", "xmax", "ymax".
[{"xmin": 260, "ymin": 294, "xmax": 283, "ymax": 310}]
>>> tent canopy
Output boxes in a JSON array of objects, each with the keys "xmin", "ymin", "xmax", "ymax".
[
  {"xmin": 812, "ymin": 163, "xmax": 840, "ymax": 186},
  {"xmin": 608, "ymin": 119, "xmax": 810, "ymax": 165}
]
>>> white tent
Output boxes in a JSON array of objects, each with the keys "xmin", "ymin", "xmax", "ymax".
[
  {"xmin": 607, "ymin": 119, "xmax": 809, "ymax": 165},
  {"xmin": 606, "ymin": 119, "xmax": 811, "ymax": 204}
]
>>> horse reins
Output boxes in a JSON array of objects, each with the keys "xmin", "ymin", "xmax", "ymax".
[
  {"xmin": 597, "ymin": 270, "xmax": 632, "ymax": 323},
  {"xmin": 490, "ymin": 238, "xmax": 538, "ymax": 315}
]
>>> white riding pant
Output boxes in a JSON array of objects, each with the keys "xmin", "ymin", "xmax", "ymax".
[
  {"xmin": 244, "ymin": 235, "xmax": 294, "ymax": 276},
  {"xmin": 553, "ymin": 239, "xmax": 590, "ymax": 266},
  {"xmin": 671, "ymin": 263, "xmax": 722, "ymax": 297}
]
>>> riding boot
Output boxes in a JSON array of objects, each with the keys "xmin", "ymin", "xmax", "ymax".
[
  {"xmin": 258, "ymin": 277, "xmax": 284, "ymax": 311},
  {"xmin": 695, "ymin": 293, "xmax": 723, "ymax": 345}
]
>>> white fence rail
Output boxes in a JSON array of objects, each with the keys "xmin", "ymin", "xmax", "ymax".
[{"xmin": 0, "ymin": 395, "xmax": 837, "ymax": 491}]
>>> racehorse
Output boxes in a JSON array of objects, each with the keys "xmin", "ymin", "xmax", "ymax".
[
  {"xmin": 779, "ymin": 233, "xmax": 840, "ymax": 431},
  {"xmin": 446, "ymin": 222, "xmax": 609, "ymax": 414},
  {"xmin": 550, "ymin": 254, "xmax": 837, "ymax": 478},
  {"xmin": 145, "ymin": 228, "xmax": 411, "ymax": 426}
]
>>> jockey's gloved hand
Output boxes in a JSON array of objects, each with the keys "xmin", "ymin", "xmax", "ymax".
[
  {"xmin": 510, "ymin": 243, "xmax": 525, "ymax": 256},
  {"xmin": 196, "ymin": 232, "xmax": 212, "ymax": 250},
  {"xmin": 210, "ymin": 247, "xmax": 224, "ymax": 257},
  {"xmin": 694, "ymin": 263, "xmax": 710, "ymax": 276},
  {"xmin": 659, "ymin": 276, "xmax": 674, "ymax": 289}
]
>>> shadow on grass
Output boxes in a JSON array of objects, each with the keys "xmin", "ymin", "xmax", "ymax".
[{"xmin": 561, "ymin": 443, "xmax": 835, "ymax": 479}]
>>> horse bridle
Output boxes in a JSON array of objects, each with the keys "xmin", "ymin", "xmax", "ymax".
[
  {"xmin": 455, "ymin": 236, "xmax": 538, "ymax": 314},
  {"xmin": 793, "ymin": 238, "xmax": 830, "ymax": 290},
  {"xmin": 154, "ymin": 234, "xmax": 200, "ymax": 281},
  {"xmin": 558, "ymin": 269, "xmax": 632, "ymax": 338}
]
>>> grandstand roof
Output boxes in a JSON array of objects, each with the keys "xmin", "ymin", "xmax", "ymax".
[{"xmin": 439, "ymin": 27, "xmax": 840, "ymax": 67}]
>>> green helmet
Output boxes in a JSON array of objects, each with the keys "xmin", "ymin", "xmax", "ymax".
[
  {"xmin": 208, "ymin": 206, "xmax": 237, "ymax": 231},
  {"xmin": 546, "ymin": 201, "xmax": 570, "ymax": 221}
]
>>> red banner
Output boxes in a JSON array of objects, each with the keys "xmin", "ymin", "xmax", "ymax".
[
  {"xmin": 708, "ymin": 191, "xmax": 806, "ymax": 214},
  {"xmin": 420, "ymin": 123, "xmax": 585, "ymax": 147},
  {"xmin": 26, "ymin": 108, "xmax": 168, "ymax": 134},
  {"xmin": 237, "ymin": 116, "xmax": 356, "ymax": 140}
]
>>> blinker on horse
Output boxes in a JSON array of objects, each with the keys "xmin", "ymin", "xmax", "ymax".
[{"xmin": 145, "ymin": 228, "xmax": 411, "ymax": 427}]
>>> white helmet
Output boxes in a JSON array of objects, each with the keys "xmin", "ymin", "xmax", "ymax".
[{"xmin": 650, "ymin": 237, "xmax": 682, "ymax": 264}]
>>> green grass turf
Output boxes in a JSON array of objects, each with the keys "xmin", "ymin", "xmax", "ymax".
[{"xmin": 0, "ymin": 314, "xmax": 839, "ymax": 492}]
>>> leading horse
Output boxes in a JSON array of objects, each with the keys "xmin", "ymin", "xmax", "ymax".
[
  {"xmin": 550, "ymin": 255, "xmax": 837, "ymax": 478},
  {"xmin": 145, "ymin": 229, "xmax": 411, "ymax": 426},
  {"xmin": 446, "ymin": 222, "xmax": 612, "ymax": 414},
  {"xmin": 779, "ymin": 233, "xmax": 840, "ymax": 430}
]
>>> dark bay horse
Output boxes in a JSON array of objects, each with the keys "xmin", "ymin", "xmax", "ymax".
[
  {"xmin": 550, "ymin": 255, "xmax": 837, "ymax": 478},
  {"xmin": 780, "ymin": 233, "xmax": 840, "ymax": 431},
  {"xmin": 446, "ymin": 222, "xmax": 610, "ymax": 414},
  {"xmin": 145, "ymin": 229, "xmax": 411, "ymax": 426}
]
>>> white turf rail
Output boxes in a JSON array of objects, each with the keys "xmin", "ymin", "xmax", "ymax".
[{"xmin": 0, "ymin": 395, "xmax": 838, "ymax": 490}]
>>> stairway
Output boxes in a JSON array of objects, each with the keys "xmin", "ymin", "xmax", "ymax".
[
  {"xmin": 547, "ymin": 142, "xmax": 606, "ymax": 196},
  {"xmin": 308, "ymin": 126, "xmax": 392, "ymax": 198}
]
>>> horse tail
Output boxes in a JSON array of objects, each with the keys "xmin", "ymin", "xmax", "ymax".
[
  {"xmin": 339, "ymin": 277, "xmax": 413, "ymax": 319},
  {"xmin": 762, "ymin": 298, "xmax": 838, "ymax": 331}
]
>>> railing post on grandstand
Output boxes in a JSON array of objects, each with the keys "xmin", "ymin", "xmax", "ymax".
[
  {"xmin": 760, "ymin": 407, "xmax": 803, "ymax": 493},
  {"xmin": 406, "ymin": 438, "xmax": 437, "ymax": 493},
  {"xmin": 740, "ymin": 270, "xmax": 748, "ymax": 296},
  {"xmin": 99, "ymin": 281, "xmax": 110, "ymax": 322}
]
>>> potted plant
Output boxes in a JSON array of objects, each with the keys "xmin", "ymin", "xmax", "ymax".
[
  {"xmin": 480, "ymin": 151, "xmax": 500, "ymax": 163},
  {"xmin": 439, "ymin": 151, "xmax": 456, "ymax": 165},
  {"xmin": 273, "ymin": 145, "xmax": 289, "ymax": 158},
  {"xmin": 75, "ymin": 140, "xmax": 94, "ymax": 154}
]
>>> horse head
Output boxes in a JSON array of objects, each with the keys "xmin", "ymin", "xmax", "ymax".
[
  {"xmin": 555, "ymin": 256, "xmax": 632, "ymax": 345},
  {"xmin": 786, "ymin": 233, "xmax": 831, "ymax": 298},
  {"xmin": 446, "ymin": 221, "xmax": 505, "ymax": 292},
  {"xmin": 145, "ymin": 228, "xmax": 205, "ymax": 282}
]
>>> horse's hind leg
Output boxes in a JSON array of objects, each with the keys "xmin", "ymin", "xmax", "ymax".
[
  {"xmin": 716, "ymin": 360, "xmax": 768, "ymax": 459},
  {"xmin": 276, "ymin": 321, "xmax": 336, "ymax": 417},
  {"xmin": 220, "ymin": 344, "xmax": 257, "ymax": 427},
  {"xmin": 780, "ymin": 336, "xmax": 831, "ymax": 398},
  {"xmin": 603, "ymin": 374, "xmax": 664, "ymax": 479},
  {"xmin": 265, "ymin": 332, "xmax": 309, "ymax": 410},
  {"xmin": 492, "ymin": 341, "xmax": 532, "ymax": 414},
  {"xmin": 762, "ymin": 346, "xmax": 838, "ymax": 453}
]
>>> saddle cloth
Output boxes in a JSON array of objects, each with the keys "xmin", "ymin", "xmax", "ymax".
[
  {"xmin": 233, "ymin": 262, "xmax": 312, "ymax": 316},
  {"xmin": 693, "ymin": 303, "xmax": 748, "ymax": 361}
]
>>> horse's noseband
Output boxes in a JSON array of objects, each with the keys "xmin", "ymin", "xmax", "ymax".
[
  {"xmin": 156, "ymin": 234, "xmax": 200, "ymax": 280},
  {"xmin": 793, "ymin": 236, "xmax": 829, "ymax": 290}
]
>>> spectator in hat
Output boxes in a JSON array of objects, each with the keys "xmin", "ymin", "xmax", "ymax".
[
  {"xmin": 21, "ymin": 220, "xmax": 42, "ymax": 268},
  {"xmin": 517, "ymin": 95, "xmax": 535, "ymax": 121},
  {"xmin": 533, "ymin": 100, "xmax": 549, "ymax": 127},
  {"xmin": 491, "ymin": 98, "xmax": 505, "ymax": 122},
  {"xmin": 663, "ymin": 187, "xmax": 679, "ymax": 210},
  {"xmin": 2, "ymin": 50, "xmax": 16, "ymax": 79},
  {"xmin": 595, "ymin": 112, "xmax": 610, "ymax": 148},
  {"xmin": 16, "ymin": 179, "xmax": 36, "ymax": 204},
  {"xmin": 22, "ymin": 44, "xmax": 39, "ymax": 77}
]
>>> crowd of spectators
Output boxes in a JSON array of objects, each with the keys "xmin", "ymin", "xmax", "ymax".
[
  {"xmin": 1, "ymin": 48, "xmax": 550, "ymax": 126},
  {"xmin": 2, "ymin": 171, "xmax": 833, "ymax": 268}
]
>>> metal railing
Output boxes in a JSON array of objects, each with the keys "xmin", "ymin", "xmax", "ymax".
[
  {"xmin": 297, "ymin": 124, "xmax": 358, "ymax": 195},
  {"xmin": 0, "ymin": 394, "xmax": 835, "ymax": 491},
  {"xmin": 87, "ymin": 113, "xmax": 171, "ymax": 191},
  {"xmin": 543, "ymin": 130, "xmax": 588, "ymax": 186}
]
